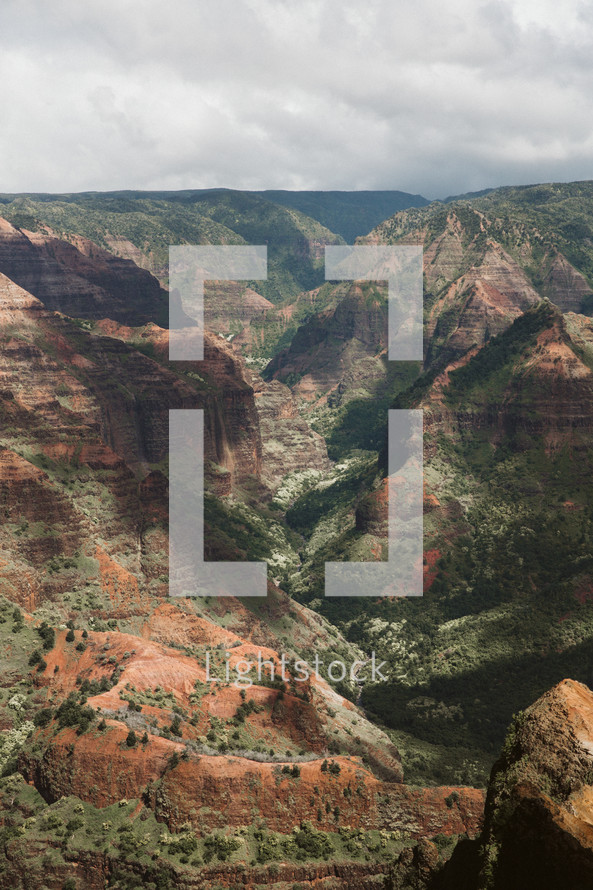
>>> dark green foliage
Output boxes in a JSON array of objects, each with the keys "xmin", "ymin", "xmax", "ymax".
[
  {"xmin": 255, "ymin": 824, "xmax": 335, "ymax": 863},
  {"xmin": 259, "ymin": 189, "xmax": 429, "ymax": 241},
  {"xmin": 126, "ymin": 730, "xmax": 137, "ymax": 747},
  {"xmin": 203, "ymin": 494, "xmax": 286, "ymax": 563},
  {"xmin": 79, "ymin": 677, "xmax": 110, "ymax": 697},
  {"xmin": 33, "ymin": 708, "xmax": 53, "ymax": 728},
  {"xmin": 292, "ymin": 822, "xmax": 334, "ymax": 859},
  {"xmin": 107, "ymin": 865, "xmax": 173, "ymax": 890},
  {"xmin": 203, "ymin": 833, "xmax": 240, "ymax": 863},
  {"xmin": 326, "ymin": 363, "xmax": 421, "ymax": 459},
  {"xmin": 286, "ymin": 459, "xmax": 377, "ymax": 538},
  {"xmin": 173, "ymin": 834, "xmax": 198, "ymax": 856},
  {"xmin": 56, "ymin": 693, "xmax": 96, "ymax": 733},
  {"xmin": 170, "ymin": 715, "xmax": 182, "ymax": 737},
  {"xmin": 37, "ymin": 622, "xmax": 55, "ymax": 651},
  {"xmin": 233, "ymin": 698, "xmax": 261, "ymax": 725},
  {"xmin": 28, "ymin": 650, "xmax": 42, "ymax": 666},
  {"xmin": 446, "ymin": 302, "xmax": 556, "ymax": 399},
  {"xmin": 65, "ymin": 629, "xmax": 75, "ymax": 643}
]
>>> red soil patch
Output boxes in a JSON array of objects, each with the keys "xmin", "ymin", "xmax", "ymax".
[{"xmin": 424, "ymin": 549, "xmax": 441, "ymax": 591}]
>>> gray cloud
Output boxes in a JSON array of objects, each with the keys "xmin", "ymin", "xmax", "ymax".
[{"xmin": 0, "ymin": 0, "xmax": 592, "ymax": 198}]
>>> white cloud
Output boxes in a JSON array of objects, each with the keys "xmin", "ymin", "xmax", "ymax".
[{"xmin": 0, "ymin": 0, "xmax": 592, "ymax": 197}]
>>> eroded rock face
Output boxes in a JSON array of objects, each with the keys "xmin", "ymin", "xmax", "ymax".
[
  {"xmin": 0, "ymin": 286, "xmax": 269, "ymax": 610},
  {"xmin": 467, "ymin": 679, "xmax": 593, "ymax": 889},
  {"xmin": 0, "ymin": 218, "xmax": 168, "ymax": 325},
  {"xmin": 15, "ymin": 619, "xmax": 484, "ymax": 853},
  {"xmin": 421, "ymin": 305, "xmax": 593, "ymax": 454},
  {"xmin": 542, "ymin": 252, "xmax": 593, "ymax": 313},
  {"xmin": 252, "ymin": 377, "xmax": 330, "ymax": 489},
  {"xmin": 266, "ymin": 283, "xmax": 390, "ymax": 408},
  {"xmin": 382, "ymin": 680, "xmax": 593, "ymax": 890},
  {"xmin": 424, "ymin": 241, "xmax": 541, "ymax": 366}
]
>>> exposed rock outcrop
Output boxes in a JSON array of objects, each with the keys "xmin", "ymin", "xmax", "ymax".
[
  {"xmin": 252, "ymin": 377, "xmax": 330, "ymax": 489},
  {"xmin": 0, "ymin": 217, "xmax": 168, "ymax": 325},
  {"xmin": 469, "ymin": 679, "xmax": 593, "ymax": 889}
]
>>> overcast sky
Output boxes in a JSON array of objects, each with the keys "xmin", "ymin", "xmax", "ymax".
[{"xmin": 1, "ymin": 0, "xmax": 592, "ymax": 199}]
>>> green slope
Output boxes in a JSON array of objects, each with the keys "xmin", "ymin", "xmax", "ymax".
[{"xmin": 256, "ymin": 189, "xmax": 429, "ymax": 241}]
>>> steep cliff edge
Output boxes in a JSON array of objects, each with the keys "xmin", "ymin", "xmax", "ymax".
[
  {"xmin": 0, "ymin": 217, "xmax": 169, "ymax": 325},
  {"xmin": 431, "ymin": 679, "xmax": 593, "ymax": 889}
]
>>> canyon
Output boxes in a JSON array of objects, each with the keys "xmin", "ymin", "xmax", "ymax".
[{"xmin": 1, "ymin": 182, "xmax": 593, "ymax": 886}]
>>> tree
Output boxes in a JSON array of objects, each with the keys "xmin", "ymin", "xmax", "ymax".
[
  {"xmin": 126, "ymin": 730, "xmax": 137, "ymax": 747},
  {"xmin": 66, "ymin": 629, "xmax": 75, "ymax": 643}
]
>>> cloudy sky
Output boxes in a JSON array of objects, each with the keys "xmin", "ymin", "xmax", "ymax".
[{"xmin": 1, "ymin": 0, "xmax": 592, "ymax": 198}]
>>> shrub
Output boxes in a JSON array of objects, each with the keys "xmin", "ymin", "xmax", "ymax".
[
  {"xmin": 203, "ymin": 833, "xmax": 240, "ymax": 863},
  {"xmin": 172, "ymin": 834, "xmax": 198, "ymax": 856},
  {"xmin": 66, "ymin": 630, "xmax": 75, "ymax": 643},
  {"xmin": 37, "ymin": 622, "xmax": 55, "ymax": 651},
  {"xmin": 33, "ymin": 708, "xmax": 53, "ymax": 728},
  {"xmin": 126, "ymin": 730, "xmax": 137, "ymax": 747},
  {"xmin": 293, "ymin": 822, "xmax": 334, "ymax": 859},
  {"xmin": 56, "ymin": 694, "xmax": 95, "ymax": 733},
  {"xmin": 28, "ymin": 650, "xmax": 42, "ymax": 667}
]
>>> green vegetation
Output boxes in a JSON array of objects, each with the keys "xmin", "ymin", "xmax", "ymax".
[
  {"xmin": 56, "ymin": 694, "xmax": 96, "ymax": 734},
  {"xmin": 0, "ymin": 190, "xmax": 342, "ymax": 304},
  {"xmin": 259, "ymin": 189, "xmax": 429, "ymax": 241}
]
